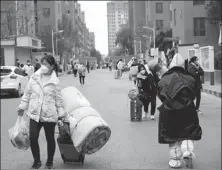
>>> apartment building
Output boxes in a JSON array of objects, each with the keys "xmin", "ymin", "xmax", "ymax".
[
  {"xmin": 81, "ymin": 11, "xmax": 85, "ymax": 23},
  {"xmin": 1, "ymin": 0, "xmax": 42, "ymax": 66},
  {"xmin": 128, "ymin": 1, "xmax": 171, "ymax": 52},
  {"xmin": 36, "ymin": 1, "xmax": 62, "ymax": 52},
  {"xmin": 171, "ymin": 0, "xmax": 219, "ymax": 47},
  {"xmin": 89, "ymin": 32, "xmax": 95, "ymax": 50},
  {"xmin": 107, "ymin": 1, "xmax": 128, "ymax": 52}
]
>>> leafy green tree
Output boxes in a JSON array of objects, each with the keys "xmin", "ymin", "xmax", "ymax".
[
  {"xmin": 57, "ymin": 14, "xmax": 79, "ymax": 63},
  {"xmin": 115, "ymin": 28, "xmax": 134, "ymax": 55},
  {"xmin": 90, "ymin": 48, "xmax": 102, "ymax": 64},
  {"xmin": 205, "ymin": 0, "xmax": 222, "ymax": 24}
]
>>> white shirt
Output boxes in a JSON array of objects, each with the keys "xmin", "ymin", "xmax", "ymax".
[{"xmin": 23, "ymin": 65, "xmax": 34, "ymax": 77}]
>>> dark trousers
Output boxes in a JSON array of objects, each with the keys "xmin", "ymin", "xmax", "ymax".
[
  {"xmin": 29, "ymin": 119, "xmax": 56, "ymax": 163},
  {"xmin": 73, "ymin": 69, "xmax": 77, "ymax": 77},
  {"xmin": 87, "ymin": 67, "xmax": 90, "ymax": 73},
  {"xmin": 79, "ymin": 75, "xmax": 85, "ymax": 84},
  {"xmin": 141, "ymin": 93, "xmax": 156, "ymax": 115},
  {"xmin": 196, "ymin": 89, "xmax": 201, "ymax": 110}
]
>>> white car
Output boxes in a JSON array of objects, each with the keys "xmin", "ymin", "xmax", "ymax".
[{"xmin": 0, "ymin": 66, "xmax": 29, "ymax": 97}]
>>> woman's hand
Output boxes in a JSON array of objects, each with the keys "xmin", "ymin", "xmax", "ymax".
[{"xmin": 17, "ymin": 108, "xmax": 24, "ymax": 116}]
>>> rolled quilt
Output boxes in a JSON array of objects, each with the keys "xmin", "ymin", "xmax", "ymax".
[
  {"xmin": 68, "ymin": 106, "xmax": 111, "ymax": 154},
  {"xmin": 61, "ymin": 86, "xmax": 91, "ymax": 114}
]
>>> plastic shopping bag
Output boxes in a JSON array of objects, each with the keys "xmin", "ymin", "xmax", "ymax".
[{"xmin": 8, "ymin": 116, "xmax": 30, "ymax": 150}]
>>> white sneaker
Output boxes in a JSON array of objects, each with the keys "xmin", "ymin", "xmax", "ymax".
[
  {"xmin": 150, "ymin": 115, "xmax": 155, "ymax": 120},
  {"xmin": 143, "ymin": 112, "xmax": 148, "ymax": 120},
  {"xmin": 169, "ymin": 159, "xmax": 182, "ymax": 169}
]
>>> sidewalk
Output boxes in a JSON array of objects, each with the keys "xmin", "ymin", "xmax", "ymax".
[{"xmin": 202, "ymin": 82, "xmax": 221, "ymax": 98}]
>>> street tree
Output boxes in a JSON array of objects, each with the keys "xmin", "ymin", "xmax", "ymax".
[
  {"xmin": 1, "ymin": 1, "xmax": 40, "ymax": 37},
  {"xmin": 90, "ymin": 48, "xmax": 102, "ymax": 64},
  {"xmin": 115, "ymin": 28, "xmax": 134, "ymax": 55},
  {"xmin": 205, "ymin": 0, "xmax": 222, "ymax": 25},
  {"xmin": 57, "ymin": 14, "xmax": 80, "ymax": 63}
]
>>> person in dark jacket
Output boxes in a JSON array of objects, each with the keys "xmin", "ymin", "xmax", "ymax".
[
  {"xmin": 188, "ymin": 56, "xmax": 204, "ymax": 114},
  {"xmin": 137, "ymin": 64, "xmax": 156, "ymax": 120},
  {"xmin": 34, "ymin": 59, "xmax": 41, "ymax": 72},
  {"xmin": 154, "ymin": 54, "xmax": 202, "ymax": 169}
]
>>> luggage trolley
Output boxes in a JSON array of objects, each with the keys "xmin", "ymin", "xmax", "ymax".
[{"xmin": 57, "ymin": 122, "xmax": 85, "ymax": 164}]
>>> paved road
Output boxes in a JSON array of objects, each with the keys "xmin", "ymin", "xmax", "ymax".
[{"xmin": 1, "ymin": 69, "xmax": 221, "ymax": 169}]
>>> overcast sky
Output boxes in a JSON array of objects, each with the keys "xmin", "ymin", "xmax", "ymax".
[{"xmin": 80, "ymin": 1, "xmax": 108, "ymax": 55}]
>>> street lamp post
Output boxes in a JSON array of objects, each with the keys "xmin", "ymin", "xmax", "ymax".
[
  {"xmin": 52, "ymin": 29, "xmax": 64, "ymax": 57},
  {"xmin": 143, "ymin": 26, "xmax": 155, "ymax": 49}
]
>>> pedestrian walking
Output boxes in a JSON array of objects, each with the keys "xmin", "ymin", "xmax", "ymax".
[
  {"xmin": 188, "ymin": 56, "xmax": 204, "ymax": 114},
  {"xmin": 72, "ymin": 62, "xmax": 78, "ymax": 77},
  {"xmin": 137, "ymin": 64, "xmax": 156, "ymax": 120},
  {"xmin": 117, "ymin": 59, "xmax": 124, "ymax": 78},
  {"xmin": 86, "ymin": 60, "xmax": 90, "ymax": 73},
  {"xmin": 130, "ymin": 58, "xmax": 139, "ymax": 85},
  {"xmin": 78, "ymin": 63, "xmax": 86, "ymax": 86},
  {"xmin": 17, "ymin": 55, "xmax": 66, "ymax": 169},
  {"xmin": 34, "ymin": 59, "xmax": 41, "ymax": 72},
  {"xmin": 15, "ymin": 59, "xmax": 20, "ymax": 67},
  {"xmin": 108, "ymin": 60, "xmax": 112, "ymax": 71},
  {"xmin": 153, "ymin": 54, "xmax": 202, "ymax": 169},
  {"xmin": 23, "ymin": 60, "xmax": 34, "ymax": 79}
]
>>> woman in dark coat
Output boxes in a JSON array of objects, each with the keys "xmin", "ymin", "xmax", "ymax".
[
  {"xmin": 136, "ymin": 64, "xmax": 156, "ymax": 120},
  {"xmin": 153, "ymin": 54, "xmax": 202, "ymax": 169},
  {"xmin": 188, "ymin": 56, "xmax": 204, "ymax": 114}
]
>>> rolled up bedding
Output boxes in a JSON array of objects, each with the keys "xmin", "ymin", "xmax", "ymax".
[
  {"xmin": 61, "ymin": 86, "xmax": 91, "ymax": 114},
  {"xmin": 68, "ymin": 107, "xmax": 111, "ymax": 154}
]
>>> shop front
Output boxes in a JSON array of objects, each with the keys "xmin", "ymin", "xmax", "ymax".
[{"xmin": 1, "ymin": 35, "xmax": 42, "ymax": 66}]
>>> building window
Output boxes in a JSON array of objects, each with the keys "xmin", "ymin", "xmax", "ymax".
[
  {"xmin": 174, "ymin": 9, "xmax": 176, "ymax": 26},
  {"xmin": 193, "ymin": 0, "xmax": 205, "ymax": 5},
  {"xmin": 156, "ymin": 3, "xmax": 163, "ymax": 13},
  {"xmin": 193, "ymin": 17, "xmax": 206, "ymax": 36},
  {"xmin": 156, "ymin": 20, "xmax": 163, "ymax": 30},
  {"xmin": 43, "ymin": 8, "xmax": 50, "ymax": 18}
]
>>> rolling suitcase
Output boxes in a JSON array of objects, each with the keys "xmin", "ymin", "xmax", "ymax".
[
  {"xmin": 57, "ymin": 122, "xmax": 85, "ymax": 164},
  {"xmin": 114, "ymin": 70, "xmax": 119, "ymax": 79},
  {"xmin": 130, "ymin": 99, "xmax": 142, "ymax": 121}
]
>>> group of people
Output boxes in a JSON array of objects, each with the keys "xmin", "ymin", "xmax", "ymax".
[
  {"xmin": 16, "ymin": 59, "xmax": 41, "ymax": 79},
  {"xmin": 129, "ymin": 48, "xmax": 204, "ymax": 168}
]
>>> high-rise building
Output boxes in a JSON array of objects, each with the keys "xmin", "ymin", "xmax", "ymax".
[
  {"xmin": 81, "ymin": 11, "xmax": 85, "ymax": 23},
  {"xmin": 36, "ymin": 1, "xmax": 62, "ymax": 53},
  {"xmin": 107, "ymin": 1, "xmax": 128, "ymax": 53},
  {"xmin": 89, "ymin": 32, "xmax": 95, "ymax": 50},
  {"xmin": 128, "ymin": 1, "xmax": 171, "ymax": 52},
  {"xmin": 171, "ymin": 1, "xmax": 219, "ymax": 47}
]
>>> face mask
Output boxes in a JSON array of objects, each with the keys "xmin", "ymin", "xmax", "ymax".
[
  {"xmin": 140, "ymin": 70, "xmax": 146, "ymax": 74},
  {"xmin": 41, "ymin": 65, "xmax": 49, "ymax": 74},
  {"xmin": 27, "ymin": 63, "xmax": 30, "ymax": 66}
]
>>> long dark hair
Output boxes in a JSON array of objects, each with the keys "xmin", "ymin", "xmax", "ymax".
[
  {"xmin": 41, "ymin": 55, "xmax": 59, "ymax": 76},
  {"xmin": 189, "ymin": 56, "xmax": 198, "ymax": 64}
]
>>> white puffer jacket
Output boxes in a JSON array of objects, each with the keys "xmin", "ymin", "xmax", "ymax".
[{"xmin": 18, "ymin": 70, "xmax": 66, "ymax": 123}]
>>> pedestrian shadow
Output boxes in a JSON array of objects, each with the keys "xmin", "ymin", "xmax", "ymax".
[{"xmin": 56, "ymin": 161, "xmax": 103, "ymax": 169}]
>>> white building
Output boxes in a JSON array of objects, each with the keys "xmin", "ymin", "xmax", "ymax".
[{"xmin": 107, "ymin": 1, "xmax": 128, "ymax": 53}]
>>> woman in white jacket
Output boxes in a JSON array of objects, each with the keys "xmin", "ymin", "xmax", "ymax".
[{"xmin": 17, "ymin": 55, "xmax": 66, "ymax": 169}]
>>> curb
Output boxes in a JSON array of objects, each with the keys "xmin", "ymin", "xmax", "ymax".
[{"xmin": 202, "ymin": 88, "xmax": 221, "ymax": 98}]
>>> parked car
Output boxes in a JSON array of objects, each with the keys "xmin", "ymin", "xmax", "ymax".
[{"xmin": 0, "ymin": 66, "xmax": 29, "ymax": 97}]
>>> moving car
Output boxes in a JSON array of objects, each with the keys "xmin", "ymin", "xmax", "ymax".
[{"xmin": 0, "ymin": 66, "xmax": 29, "ymax": 97}]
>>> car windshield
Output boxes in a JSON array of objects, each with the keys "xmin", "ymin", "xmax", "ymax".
[{"xmin": 0, "ymin": 69, "xmax": 12, "ymax": 76}]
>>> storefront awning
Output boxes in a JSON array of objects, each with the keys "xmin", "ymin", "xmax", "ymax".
[{"xmin": 16, "ymin": 35, "xmax": 42, "ymax": 49}]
